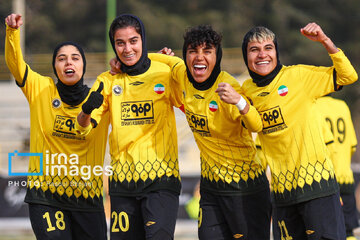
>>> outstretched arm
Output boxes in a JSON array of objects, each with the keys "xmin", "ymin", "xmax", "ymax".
[
  {"xmin": 300, "ymin": 22, "xmax": 338, "ymax": 54},
  {"xmin": 5, "ymin": 13, "xmax": 27, "ymax": 85}
]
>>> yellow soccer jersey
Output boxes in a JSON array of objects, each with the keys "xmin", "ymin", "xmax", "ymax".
[
  {"xmin": 149, "ymin": 53, "xmax": 268, "ymax": 195},
  {"xmin": 242, "ymin": 50, "xmax": 358, "ymax": 206},
  {"xmin": 85, "ymin": 60, "xmax": 182, "ymax": 196},
  {"xmin": 317, "ymin": 96, "xmax": 357, "ymax": 193},
  {"xmin": 5, "ymin": 26, "xmax": 110, "ymax": 211}
]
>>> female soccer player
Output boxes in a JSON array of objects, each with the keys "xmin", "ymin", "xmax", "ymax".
[
  {"xmin": 5, "ymin": 13, "xmax": 109, "ymax": 239},
  {"xmin": 150, "ymin": 25, "xmax": 272, "ymax": 240},
  {"xmin": 77, "ymin": 14, "xmax": 183, "ymax": 240},
  {"xmin": 222, "ymin": 23, "xmax": 358, "ymax": 240}
]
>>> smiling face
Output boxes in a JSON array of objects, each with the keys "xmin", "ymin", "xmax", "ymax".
[
  {"xmin": 247, "ymin": 39, "xmax": 277, "ymax": 76},
  {"xmin": 114, "ymin": 26, "xmax": 142, "ymax": 66},
  {"xmin": 186, "ymin": 43, "xmax": 217, "ymax": 83},
  {"xmin": 54, "ymin": 45, "xmax": 84, "ymax": 85}
]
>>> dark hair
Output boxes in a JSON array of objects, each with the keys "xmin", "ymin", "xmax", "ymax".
[
  {"xmin": 182, "ymin": 25, "xmax": 223, "ymax": 90},
  {"xmin": 109, "ymin": 15, "xmax": 141, "ymax": 39},
  {"xmin": 183, "ymin": 25, "xmax": 222, "ymax": 50}
]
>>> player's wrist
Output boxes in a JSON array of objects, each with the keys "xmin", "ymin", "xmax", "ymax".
[{"xmin": 235, "ymin": 96, "xmax": 247, "ymax": 111}]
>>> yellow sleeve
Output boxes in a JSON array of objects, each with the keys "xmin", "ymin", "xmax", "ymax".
[
  {"xmin": 241, "ymin": 104, "xmax": 263, "ymax": 132},
  {"xmin": 149, "ymin": 53, "xmax": 185, "ymax": 107},
  {"xmin": 5, "ymin": 24, "xmax": 27, "ymax": 85},
  {"xmin": 330, "ymin": 49, "xmax": 358, "ymax": 86},
  {"xmin": 75, "ymin": 119, "xmax": 92, "ymax": 136}
]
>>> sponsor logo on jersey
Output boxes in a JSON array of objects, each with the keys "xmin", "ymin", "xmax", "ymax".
[
  {"xmin": 209, "ymin": 101, "xmax": 218, "ymax": 112},
  {"xmin": 112, "ymin": 85, "xmax": 123, "ymax": 96},
  {"xmin": 257, "ymin": 92, "xmax": 270, "ymax": 97},
  {"xmin": 194, "ymin": 94, "xmax": 205, "ymax": 99},
  {"xmin": 53, "ymin": 115, "xmax": 76, "ymax": 135},
  {"xmin": 185, "ymin": 110, "xmax": 210, "ymax": 136},
  {"xmin": 278, "ymin": 85, "xmax": 288, "ymax": 96},
  {"xmin": 154, "ymin": 83, "xmax": 165, "ymax": 94},
  {"xmin": 121, "ymin": 100, "xmax": 154, "ymax": 125},
  {"xmin": 52, "ymin": 98, "xmax": 61, "ymax": 109},
  {"xmin": 129, "ymin": 81, "xmax": 144, "ymax": 86},
  {"xmin": 260, "ymin": 106, "xmax": 287, "ymax": 134}
]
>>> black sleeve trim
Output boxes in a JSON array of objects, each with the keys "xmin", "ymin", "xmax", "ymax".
[
  {"xmin": 15, "ymin": 65, "xmax": 28, "ymax": 88},
  {"xmin": 90, "ymin": 118, "xmax": 98, "ymax": 128},
  {"xmin": 325, "ymin": 140, "xmax": 334, "ymax": 145},
  {"xmin": 333, "ymin": 69, "xmax": 343, "ymax": 92}
]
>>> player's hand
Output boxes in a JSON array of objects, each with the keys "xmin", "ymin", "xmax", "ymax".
[
  {"xmin": 158, "ymin": 47, "xmax": 175, "ymax": 56},
  {"xmin": 82, "ymin": 82, "xmax": 104, "ymax": 115},
  {"xmin": 300, "ymin": 22, "xmax": 329, "ymax": 43},
  {"xmin": 109, "ymin": 57, "xmax": 121, "ymax": 75},
  {"xmin": 5, "ymin": 13, "xmax": 23, "ymax": 29},
  {"xmin": 215, "ymin": 82, "xmax": 241, "ymax": 104}
]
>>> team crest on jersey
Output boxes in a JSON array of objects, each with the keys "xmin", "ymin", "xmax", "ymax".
[
  {"xmin": 52, "ymin": 98, "xmax": 61, "ymax": 109},
  {"xmin": 154, "ymin": 84, "xmax": 165, "ymax": 94},
  {"xmin": 209, "ymin": 101, "xmax": 218, "ymax": 112},
  {"xmin": 278, "ymin": 85, "xmax": 288, "ymax": 96},
  {"xmin": 112, "ymin": 85, "xmax": 123, "ymax": 96}
]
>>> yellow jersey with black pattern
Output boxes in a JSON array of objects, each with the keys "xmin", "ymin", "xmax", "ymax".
[
  {"xmin": 317, "ymin": 96, "xmax": 357, "ymax": 193},
  {"xmin": 182, "ymin": 71, "xmax": 268, "ymax": 195},
  {"xmin": 90, "ymin": 60, "xmax": 182, "ymax": 196},
  {"xmin": 5, "ymin": 25, "xmax": 110, "ymax": 211},
  {"xmin": 242, "ymin": 51, "xmax": 357, "ymax": 206}
]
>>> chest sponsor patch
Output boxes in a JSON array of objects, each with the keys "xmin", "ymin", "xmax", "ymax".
[
  {"xmin": 121, "ymin": 100, "xmax": 154, "ymax": 126},
  {"xmin": 53, "ymin": 115, "xmax": 75, "ymax": 135},
  {"xmin": 209, "ymin": 101, "xmax": 218, "ymax": 112},
  {"xmin": 278, "ymin": 85, "xmax": 288, "ymax": 96},
  {"xmin": 154, "ymin": 84, "xmax": 165, "ymax": 94},
  {"xmin": 185, "ymin": 110, "xmax": 210, "ymax": 136},
  {"xmin": 260, "ymin": 106, "xmax": 287, "ymax": 134}
]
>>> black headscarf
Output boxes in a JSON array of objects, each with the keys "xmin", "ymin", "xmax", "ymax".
[
  {"xmin": 182, "ymin": 25, "xmax": 223, "ymax": 91},
  {"xmin": 52, "ymin": 41, "xmax": 89, "ymax": 106},
  {"xmin": 109, "ymin": 14, "xmax": 150, "ymax": 76},
  {"xmin": 242, "ymin": 27, "xmax": 282, "ymax": 87}
]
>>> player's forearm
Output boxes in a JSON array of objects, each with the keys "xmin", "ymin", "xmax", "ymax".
[
  {"xmin": 5, "ymin": 25, "xmax": 27, "ymax": 85},
  {"xmin": 321, "ymin": 38, "xmax": 338, "ymax": 54},
  {"xmin": 77, "ymin": 111, "xmax": 91, "ymax": 127},
  {"xmin": 75, "ymin": 112, "xmax": 93, "ymax": 136}
]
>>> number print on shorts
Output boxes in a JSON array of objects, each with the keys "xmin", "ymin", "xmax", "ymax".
[
  {"xmin": 43, "ymin": 211, "xmax": 66, "ymax": 232},
  {"xmin": 278, "ymin": 220, "xmax": 293, "ymax": 240},
  {"xmin": 111, "ymin": 211, "xmax": 130, "ymax": 232}
]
